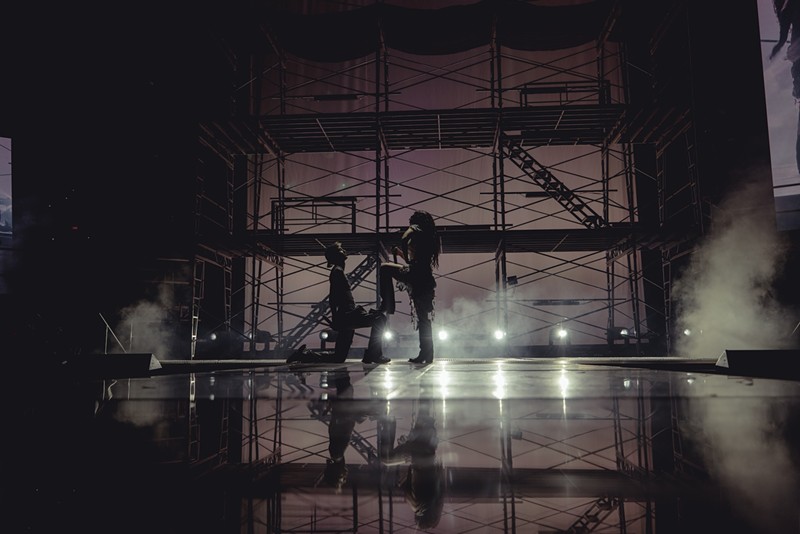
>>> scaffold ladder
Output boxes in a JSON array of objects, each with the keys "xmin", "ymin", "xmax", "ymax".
[{"xmin": 503, "ymin": 138, "xmax": 607, "ymax": 229}]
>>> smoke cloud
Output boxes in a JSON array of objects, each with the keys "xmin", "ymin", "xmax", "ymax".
[
  {"xmin": 683, "ymin": 384, "xmax": 800, "ymax": 533},
  {"xmin": 110, "ymin": 284, "xmax": 184, "ymax": 360},
  {"xmin": 672, "ymin": 178, "xmax": 795, "ymax": 358}
]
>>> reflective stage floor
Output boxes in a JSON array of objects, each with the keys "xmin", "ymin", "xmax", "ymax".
[{"xmin": 8, "ymin": 354, "xmax": 800, "ymax": 533}]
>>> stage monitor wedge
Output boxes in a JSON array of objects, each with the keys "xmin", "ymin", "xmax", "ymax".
[
  {"xmin": 66, "ymin": 353, "xmax": 163, "ymax": 379},
  {"xmin": 716, "ymin": 349, "xmax": 800, "ymax": 381}
]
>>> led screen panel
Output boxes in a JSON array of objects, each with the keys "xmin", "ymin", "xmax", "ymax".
[{"xmin": 758, "ymin": 0, "xmax": 800, "ymax": 231}]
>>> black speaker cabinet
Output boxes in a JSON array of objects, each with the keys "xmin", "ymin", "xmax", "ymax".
[
  {"xmin": 67, "ymin": 353, "xmax": 162, "ymax": 378},
  {"xmin": 716, "ymin": 349, "xmax": 800, "ymax": 380}
]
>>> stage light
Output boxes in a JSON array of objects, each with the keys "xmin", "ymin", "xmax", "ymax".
[
  {"xmin": 607, "ymin": 326, "xmax": 634, "ymax": 343},
  {"xmin": 254, "ymin": 329, "xmax": 273, "ymax": 343},
  {"xmin": 320, "ymin": 329, "xmax": 338, "ymax": 349},
  {"xmin": 493, "ymin": 329, "xmax": 506, "ymax": 341},
  {"xmin": 549, "ymin": 324, "xmax": 571, "ymax": 345},
  {"xmin": 681, "ymin": 328, "xmax": 702, "ymax": 337},
  {"xmin": 195, "ymin": 330, "xmax": 246, "ymax": 359},
  {"xmin": 383, "ymin": 330, "xmax": 394, "ymax": 341},
  {"xmin": 438, "ymin": 329, "xmax": 449, "ymax": 341},
  {"xmin": 320, "ymin": 329, "xmax": 338, "ymax": 341}
]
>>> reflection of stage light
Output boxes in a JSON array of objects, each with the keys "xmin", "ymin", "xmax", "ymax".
[
  {"xmin": 683, "ymin": 328, "xmax": 692, "ymax": 336},
  {"xmin": 209, "ymin": 332, "xmax": 217, "ymax": 341},
  {"xmin": 492, "ymin": 365, "xmax": 506, "ymax": 399},
  {"xmin": 438, "ymin": 330, "xmax": 449, "ymax": 341},
  {"xmin": 558, "ymin": 371, "xmax": 569, "ymax": 397}
]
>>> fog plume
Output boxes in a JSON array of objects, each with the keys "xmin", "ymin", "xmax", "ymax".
[
  {"xmin": 110, "ymin": 284, "xmax": 183, "ymax": 360},
  {"xmin": 672, "ymin": 179, "xmax": 794, "ymax": 358}
]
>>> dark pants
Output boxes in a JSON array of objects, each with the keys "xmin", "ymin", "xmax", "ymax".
[
  {"xmin": 333, "ymin": 307, "xmax": 387, "ymax": 361},
  {"xmin": 379, "ymin": 263, "xmax": 435, "ymax": 360}
]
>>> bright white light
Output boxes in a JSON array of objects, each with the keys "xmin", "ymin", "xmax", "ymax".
[
  {"xmin": 209, "ymin": 333, "xmax": 217, "ymax": 341},
  {"xmin": 438, "ymin": 365, "xmax": 450, "ymax": 399},
  {"xmin": 683, "ymin": 329, "xmax": 691, "ymax": 336},
  {"xmin": 557, "ymin": 328, "xmax": 568, "ymax": 338},
  {"xmin": 320, "ymin": 331, "xmax": 330, "ymax": 340},
  {"xmin": 383, "ymin": 368, "xmax": 393, "ymax": 391},
  {"xmin": 383, "ymin": 330, "xmax": 393, "ymax": 340},
  {"xmin": 493, "ymin": 329, "xmax": 506, "ymax": 340},
  {"xmin": 492, "ymin": 369, "xmax": 506, "ymax": 400},
  {"xmin": 438, "ymin": 330, "xmax": 449, "ymax": 341},
  {"xmin": 559, "ymin": 369, "xmax": 569, "ymax": 397},
  {"xmin": 620, "ymin": 328, "xmax": 629, "ymax": 337}
]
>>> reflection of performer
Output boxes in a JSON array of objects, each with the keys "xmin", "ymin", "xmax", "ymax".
[
  {"xmin": 387, "ymin": 399, "xmax": 445, "ymax": 529},
  {"xmin": 314, "ymin": 368, "xmax": 396, "ymax": 491},
  {"xmin": 316, "ymin": 373, "xmax": 445, "ymax": 528},
  {"xmin": 288, "ymin": 242, "xmax": 389, "ymax": 364},
  {"xmin": 379, "ymin": 210, "xmax": 441, "ymax": 365},
  {"xmin": 320, "ymin": 369, "xmax": 358, "ymax": 490},
  {"xmin": 770, "ymin": 0, "xmax": 800, "ymax": 174}
]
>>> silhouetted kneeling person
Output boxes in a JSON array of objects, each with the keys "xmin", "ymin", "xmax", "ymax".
[
  {"xmin": 314, "ymin": 368, "xmax": 397, "ymax": 491},
  {"xmin": 288, "ymin": 242, "xmax": 389, "ymax": 364}
]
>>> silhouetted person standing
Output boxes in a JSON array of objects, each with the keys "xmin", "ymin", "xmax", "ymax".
[
  {"xmin": 379, "ymin": 210, "xmax": 441, "ymax": 365},
  {"xmin": 387, "ymin": 398, "xmax": 445, "ymax": 529}
]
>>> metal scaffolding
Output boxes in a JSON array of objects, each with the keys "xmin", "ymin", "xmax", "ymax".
[{"xmin": 188, "ymin": 0, "xmax": 710, "ymax": 358}]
